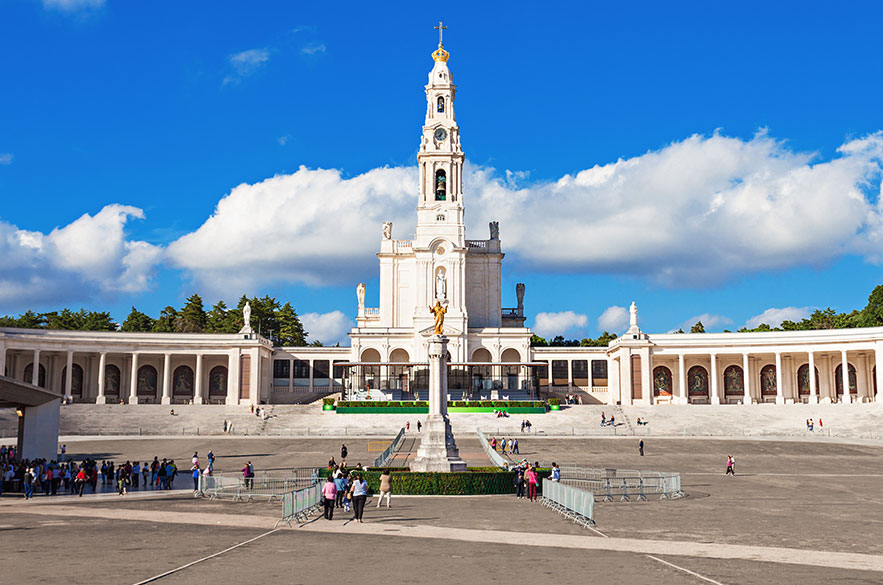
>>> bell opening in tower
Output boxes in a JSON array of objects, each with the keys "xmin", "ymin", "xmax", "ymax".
[
  {"xmin": 435, "ymin": 169, "xmax": 447, "ymax": 201},
  {"xmin": 437, "ymin": 96, "xmax": 445, "ymax": 113}
]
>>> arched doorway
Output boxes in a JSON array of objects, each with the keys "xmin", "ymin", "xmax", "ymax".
[
  {"xmin": 760, "ymin": 364, "xmax": 777, "ymax": 400},
  {"xmin": 358, "ymin": 348, "xmax": 381, "ymax": 394},
  {"xmin": 105, "ymin": 365, "xmax": 121, "ymax": 399},
  {"xmin": 209, "ymin": 366, "xmax": 228, "ymax": 401},
  {"xmin": 687, "ymin": 365, "xmax": 708, "ymax": 402},
  {"xmin": 388, "ymin": 349, "xmax": 410, "ymax": 396},
  {"xmin": 501, "ymin": 348, "xmax": 521, "ymax": 392},
  {"xmin": 173, "ymin": 365, "xmax": 194, "ymax": 400},
  {"xmin": 23, "ymin": 363, "xmax": 46, "ymax": 388},
  {"xmin": 797, "ymin": 364, "xmax": 820, "ymax": 398},
  {"xmin": 62, "ymin": 363, "xmax": 84, "ymax": 399},
  {"xmin": 835, "ymin": 363, "xmax": 857, "ymax": 398},
  {"xmin": 723, "ymin": 365, "xmax": 744, "ymax": 399},
  {"xmin": 470, "ymin": 348, "xmax": 493, "ymax": 395},
  {"xmin": 653, "ymin": 366, "xmax": 672, "ymax": 398},
  {"xmin": 138, "ymin": 365, "xmax": 158, "ymax": 402}
]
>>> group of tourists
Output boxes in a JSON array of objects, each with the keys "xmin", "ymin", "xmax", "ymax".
[
  {"xmin": 520, "ymin": 419, "xmax": 533, "ymax": 432},
  {"xmin": 564, "ymin": 393, "xmax": 583, "ymax": 405},
  {"xmin": 322, "ymin": 464, "xmax": 390, "ymax": 523},
  {"xmin": 600, "ymin": 412, "xmax": 616, "ymax": 426},
  {"xmin": 512, "ymin": 460, "xmax": 542, "ymax": 501},
  {"xmin": 489, "ymin": 436, "xmax": 519, "ymax": 455},
  {"xmin": 805, "ymin": 418, "xmax": 823, "ymax": 432}
]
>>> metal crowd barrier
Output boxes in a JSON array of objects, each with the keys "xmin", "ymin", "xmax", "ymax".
[
  {"xmin": 276, "ymin": 483, "xmax": 323, "ymax": 527},
  {"xmin": 199, "ymin": 467, "xmax": 319, "ymax": 502},
  {"xmin": 476, "ymin": 427, "xmax": 508, "ymax": 468},
  {"xmin": 372, "ymin": 427, "xmax": 406, "ymax": 468},
  {"xmin": 558, "ymin": 465, "xmax": 683, "ymax": 501},
  {"xmin": 541, "ymin": 478, "xmax": 595, "ymax": 526}
]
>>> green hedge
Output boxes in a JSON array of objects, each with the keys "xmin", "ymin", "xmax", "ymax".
[
  {"xmin": 322, "ymin": 397, "xmax": 335, "ymax": 406},
  {"xmin": 547, "ymin": 398, "xmax": 561, "ymax": 406},
  {"xmin": 317, "ymin": 467, "xmax": 552, "ymax": 495}
]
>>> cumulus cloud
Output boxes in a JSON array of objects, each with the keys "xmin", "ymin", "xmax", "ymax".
[
  {"xmin": 224, "ymin": 48, "xmax": 270, "ymax": 84},
  {"xmin": 43, "ymin": 0, "xmax": 104, "ymax": 10},
  {"xmin": 533, "ymin": 311, "xmax": 589, "ymax": 337},
  {"xmin": 745, "ymin": 306, "xmax": 812, "ymax": 329},
  {"xmin": 301, "ymin": 43, "xmax": 326, "ymax": 55},
  {"xmin": 597, "ymin": 305, "xmax": 628, "ymax": 332},
  {"xmin": 158, "ymin": 130, "xmax": 883, "ymax": 294},
  {"xmin": 675, "ymin": 313, "xmax": 734, "ymax": 332},
  {"xmin": 0, "ymin": 205, "xmax": 162, "ymax": 308},
  {"xmin": 301, "ymin": 310, "xmax": 353, "ymax": 345},
  {"xmin": 277, "ymin": 135, "xmax": 290, "ymax": 146},
  {"xmin": 0, "ymin": 154, "xmax": 13, "ymax": 165}
]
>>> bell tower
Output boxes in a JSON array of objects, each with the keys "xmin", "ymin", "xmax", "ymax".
[{"xmin": 415, "ymin": 22, "xmax": 465, "ymax": 248}]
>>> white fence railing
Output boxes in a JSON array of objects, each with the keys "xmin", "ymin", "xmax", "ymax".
[
  {"xmin": 276, "ymin": 484, "xmax": 323, "ymax": 527},
  {"xmin": 558, "ymin": 465, "xmax": 683, "ymax": 500},
  {"xmin": 199, "ymin": 468, "xmax": 318, "ymax": 502},
  {"xmin": 373, "ymin": 427, "xmax": 406, "ymax": 468},
  {"xmin": 476, "ymin": 427, "xmax": 509, "ymax": 468},
  {"xmin": 541, "ymin": 478, "xmax": 595, "ymax": 526}
]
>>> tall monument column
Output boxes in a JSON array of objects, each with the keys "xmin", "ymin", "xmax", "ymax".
[{"xmin": 410, "ymin": 333, "xmax": 467, "ymax": 472}]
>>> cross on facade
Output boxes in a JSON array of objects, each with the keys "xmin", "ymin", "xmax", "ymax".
[{"xmin": 435, "ymin": 21, "xmax": 447, "ymax": 46}]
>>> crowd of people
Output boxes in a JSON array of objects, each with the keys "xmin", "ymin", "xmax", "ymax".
[
  {"xmin": 321, "ymin": 462, "xmax": 392, "ymax": 523},
  {"xmin": 563, "ymin": 394, "xmax": 583, "ymax": 405},
  {"xmin": 489, "ymin": 436, "xmax": 520, "ymax": 455}
]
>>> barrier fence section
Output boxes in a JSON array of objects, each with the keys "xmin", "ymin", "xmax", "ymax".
[
  {"xmin": 199, "ymin": 467, "xmax": 319, "ymax": 502},
  {"xmin": 541, "ymin": 478, "xmax": 595, "ymax": 526},
  {"xmin": 476, "ymin": 427, "xmax": 508, "ymax": 468},
  {"xmin": 372, "ymin": 427, "xmax": 406, "ymax": 468},
  {"xmin": 558, "ymin": 465, "xmax": 683, "ymax": 501},
  {"xmin": 276, "ymin": 483, "xmax": 323, "ymax": 527}
]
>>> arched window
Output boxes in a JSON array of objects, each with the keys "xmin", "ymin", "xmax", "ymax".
[
  {"xmin": 23, "ymin": 363, "xmax": 46, "ymax": 388},
  {"xmin": 835, "ymin": 363, "xmax": 857, "ymax": 396},
  {"xmin": 797, "ymin": 364, "xmax": 820, "ymax": 396},
  {"xmin": 760, "ymin": 364, "xmax": 777, "ymax": 396},
  {"xmin": 435, "ymin": 169, "xmax": 447, "ymax": 201},
  {"xmin": 173, "ymin": 365, "xmax": 194, "ymax": 398},
  {"xmin": 653, "ymin": 366, "xmax": 672, "ymax": 397},
  {"xmin": 687, "ymin": 366, "xmax": 708, "ymax": 398},
  {"xmin": 138, "ymin": 365, "xmax": 158, "ymax": 398},
  {"xmin": 209, "ymin": 366, "xmax": 228, "ymax": 398},
  {"xmin": 437, "ymin": 96, "xmax": 445, "ymax": 113},
  {"xmin": 105, "ymin": 365, "xmax": 121, "ymax": 397},
  {"xmin": 723, "ymin": 365, "xmax": 744, "ymax": 396},
  {"xmin": 62, "ymin": 363, "xmax": 84, "ymax": 397}
]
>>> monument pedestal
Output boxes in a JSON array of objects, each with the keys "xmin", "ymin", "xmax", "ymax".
[{"xmin": 410, "ymin": 334, "xmax": 467, "ymax": 472}]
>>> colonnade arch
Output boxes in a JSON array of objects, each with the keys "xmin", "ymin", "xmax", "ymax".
[
  {"xmin": 61, "ymin": 363, "xmax": 84, "ymax": 398},
  {"xmin": 653, "ymin": 365, "xmax": 672, "ymax": 398},
  {"xmin": 209, "ymin": 366, "xmax": 228, "ymax": 399},
  {"xmin": 687, "ymin": 365, "xmax": 708, "ymax": 401},
  {"xmin": 137, "ymin": 365, "xmax": 158, "ymax": 400},
  {"xmin": 173, "ymin": 365, "xmax": 194, "ymax": 399},
  {"xmin": 23, "ymin": 363, "xmax": 46, "ymax": 388},
  {"xmin": 835, "ymin": 363, "xmax": 857, "ymax": 396},
  {"xmin": 723, "ymin": 365, "xmax": 744, "ymax": 397},
  {"xmin": 797, "ymin": 364, "xmax": 820, "ymax": 396}
]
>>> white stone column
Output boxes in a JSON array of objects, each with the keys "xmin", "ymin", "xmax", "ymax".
[
  {"xmin": 64, "ymin": 350, "xmax": 74, "ymax": 401},
  {"xmin": 31, "ymin": 349, "xmax": 40, "ymax": 385},
  {"xmin": 96, "ymin": 352, "xmax": 107, "ymax": 404},
  {"xmin": 644, "ymin": 348, "xmax": 653, "ymax": 405},
  {"xmin": 841, "ymin": 350, "xmax": 851, "ymax": 404},
  {"xmin": 288, "ymin": 357, "xmax": 294, "ymax": 392},
  {"xmin": 249, "ymin": 348, "xmax": 260, "ymax": 405},
  {"xmin": 607, "ymin": 357, "xmax": 619, "ymax": 406},
  {"xmin": 710, "ymin": 354, "xmax": 720, "ymax": 405},
  {"xmin": 775, "ymin": 352, "xmax": 784, "ymax": 404},
  {"xmin": 567, "ymin": 359, "xmax": 573, "ymax": 388},
  {"xmin": 620, "ymin": 351, "xmax": 632, "ymax": 405},
  {"xmin": 227, "ymin": 350, "xmax": 240, "ymax": 404},
  {"xmin": 875, "ymin": 344, "xmax": 883, "ymax": 403},
  {"xmin": 547, "ymin": 361, "xmax": 553, "ymax": 392},
  {"xmin": 129, "ymin": 353, "xmax": 139, "ymax": 404},
  {"xmin": 678, "ymin": 354, "xmax": 687, "ymax": 404},
  {"xmin": 0, "ymin": 344, "xmax": 6, "ymax": 378},
  {"xmin": 742, "ymin": 353, "xmax": 751, "ymax": 405},
  {"xmin": 808, "ymin": 352, "xmax": 818, "ymax": 404},
  {"xmin": 194, "ymin": 353, "xmax": 204, "ymax": 404},
  {"xmin": 309, "ymin": 359, "xmax": 315, "ymax": 393},
  {"xmin": 161, "ymin": 353, "xmax": 172, "ymax": 405}
]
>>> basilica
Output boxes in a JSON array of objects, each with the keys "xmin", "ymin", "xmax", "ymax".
[{"xmin": 1, "ymin": 36, "xmax": 882, "ymax": 408}]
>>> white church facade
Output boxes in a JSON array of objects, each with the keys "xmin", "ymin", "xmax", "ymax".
[{"xmin": 1, "ymin": 36, "xmax": 882, "ymax": 407}]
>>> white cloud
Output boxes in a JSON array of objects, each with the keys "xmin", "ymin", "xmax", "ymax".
[
  {"xmin": 676, "ymin": 313, "xmax": 734, "ymax": 332},
  {"xmin": 224, "ymin": 48, "xmax": 270, "ymax": 84},
  {"xmin": 277, "ymin": 135, "xmax": 290, "ymax": 146},
  {"xmin": 0, "ymin": 154, "xmax": 13, "ymax": 165},
  {"xmin": 300, "ymin": 310, "xmax": 353, "ymax": 345},
  {"xmin": 43, "ymin": 0, "xmax": 104, "ymax": 11},
  {"xmin": 597, "ymin": 305, "xmax": 628, "ymax": 332},
  {"xmin": 0, "ymin": 204, "xmax": 162, "ymax": 308},
  {"xmin": 533, "ymin": 311, "xmax": 588, "ymax": 337},
  {"xmin": 745, "ymin": 306, "xmax": 812, "ymax": 329},
  {"xmin": 301, "ymin": 43, "xmax": 326, "ymax": 55}
]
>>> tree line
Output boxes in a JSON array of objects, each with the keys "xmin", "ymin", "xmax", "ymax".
[{"xmin": 0, "ymin": 294, "xmax": 315, "ymax": 347}]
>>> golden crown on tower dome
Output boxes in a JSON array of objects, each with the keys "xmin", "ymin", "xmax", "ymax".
[{"xmin": 432, "ymin": 45, "xmax": 450, "ymax": 62}]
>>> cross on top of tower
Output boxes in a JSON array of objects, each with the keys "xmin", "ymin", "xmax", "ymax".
[{"xmin": 435, "ymin": 21, "xmax": 447, "ymax": 47}]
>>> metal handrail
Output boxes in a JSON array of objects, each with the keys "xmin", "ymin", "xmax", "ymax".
[
  {"xmin": 476, "ymin": 427, "xmax": 508, "ymax": 468},
  {"xmin": 276, "ymin": 484, "xmax": 323, "ymax": 527},
  {"xmin": 372, "ymin": 427, "xmax": 406, "ymax": 468},
  {"xmin": 541, "ymin": 478, "xmax": 595, "ymax": 526},
  {"xmin": 199, "ymin": 468, "xmax": 318, "ymax": 502},
  {"xmin": 557, "ymin": 464, "xmax": 683, "ymax": 500}
]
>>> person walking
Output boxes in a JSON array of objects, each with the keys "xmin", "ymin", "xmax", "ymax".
[
  {"xmin": 512, "ymin": 438, "xmax": 519, "ymax": 454},
  {"xmin": 525, "ymin": 465, "xmax": 539, "ymax": 502},
  {"xmin": 639, "ymin": 440, "xmax": 644, "ymax": 456},
  {"xmin": 417, "ymin": 420, "xmax": 422, "ymax": 432},
  {"xmin": 551, "ymin": 462, "xmax": 561, "ymax": 482},
  {"xmin": 376, "ymin": 469, "xmax": 392, "ymax": 508},
  {"xmin": 725, "ymin": 455, "xmax": 735, "ymax": 476},
  {"xmin": 514, "ymin": 466, "xmax": 525, "ymax": 499},
  {"xmin": 23, "ymin": 467, "xmax": 35, "ymax": 500},
  {"xmin": 340, "ymin": 444, "xmax": 348, "ymax": 466},
  {"xmin": 491, "ymin": 437, "xmax": 497, "ymax": 452},
  {"xmin": 191, "ymin": 465, "xmax": 201, "ymax": 493},
  {"xmin": 351, "ymin": 473, "xmax": 368, "ymax": 523},
  {"xmin": 322, "ymin": 475, "xmax": 337, "ymax": 520},
  {"xmin": 501, "ymin": 438, "xmax": 507, "ymax": 455}
]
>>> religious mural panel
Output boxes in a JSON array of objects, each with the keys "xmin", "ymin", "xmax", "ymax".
[
  {"xmin": 653, "ymin": 366, "xmax": 672, "ymax": 397},
  {"xmin": 687, "ymin": 365, "xmax": 708, "ymax": 397},
  {"xmin": 105, "ymin": 365, "xmax": 121, "ymax": 396},
  {"xmin": 173, "ymin": 365, "xmax": 194, "ymax": 397},
  {"xmin": 760, "ymin": 364, "xmax": 777, "ymax": 396},
  {"xmin": 209, "ymin": 366, "xmax": 228, "ymax": 397},
  {"xmin": 835, "ymin": 364, "xmax": 858, "ymax": 395},
  {"xmin": 137, "ymin": 365, "xmax": 158, "ymax": 397},
  {"xmin": 723, "ymin": 365, "xmax": 743, "ymax": 396},
  {"xmin": 797, "ymin": 364, "xmax": 820, "ymax": 396}
]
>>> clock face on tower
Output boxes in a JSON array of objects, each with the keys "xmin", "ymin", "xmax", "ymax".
[{"xmin": 434, "ymin": 128, "xmax": 447, "ymax": 142}]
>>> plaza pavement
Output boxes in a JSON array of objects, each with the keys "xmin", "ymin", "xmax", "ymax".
[{"xmin": 3, "ymin": 436, "xmax": 883, "ymax": 584}]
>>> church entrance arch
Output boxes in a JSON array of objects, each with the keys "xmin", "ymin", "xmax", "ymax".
[
  {"xmin": 62, "ymin": 363, "xmax": 84, "ymax": 399},
  {"xmin": 173, "ymin": 365, "xmax": 194, "ymax": 400},
  {"xmin": 653, "ymin": 366, "xmax": 672, "ymax": 398},
  {"xmin": 359, "ymin": 348, "xmax": 381, "ymax": 394},
  {"xmin": 723, "ymin": 365, "xmax": 744, "ymax": 398},
  {"xmin": 501, "ymin": 348, "xmax": 521, "ymax": 391},
  {"xmin": 760, "ymin": 364, "xmax": 777, "ymax": 400},
  {"xmin": 797, "ymin": 364, "xmax": 820, "ymax": 397},
  {"xmin": 687, "ymin": 366, "xmax": 708, "ymax": 402},
  {"xmin": 137, "ymin": 365, "xmax": 158, "ymax": 402},
  {"xmin": 389, "ymin": 349, "xmax": 410, "ymax": 396},
  {"xmin": 470, "ymin": 348, "xmax": 492, "ymax": 396},
  {"xmin": 834, "ymin": 363, "xmax": 857, "ymax": 397}
]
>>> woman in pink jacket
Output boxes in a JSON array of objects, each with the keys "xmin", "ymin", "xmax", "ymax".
[
  {"xmin": 322, "ymin": 476, "xmax": 338, "ymax": 520},
  {"xmin": 525, "ymin": 465, "xmax": 539, "ymax": 502}
]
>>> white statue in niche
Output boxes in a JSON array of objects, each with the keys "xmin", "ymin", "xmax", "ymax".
[
  {"xmin": 629, "ymin": 301, "xmax": 638, "ymax": 330},
  {"xmin": 382, "ymin": 222, "xmax": 392, "ymax": 240},
  {"xmin": 243, "ymin": 301, "xmax": 251, "ymax": 327},
  {"xmin": 435, "ymin": 268, "xmax": 447, "ymax": 301},
  {"xmin": 357, "ymin": 283, "xmax": 366, "ymax": 312}
]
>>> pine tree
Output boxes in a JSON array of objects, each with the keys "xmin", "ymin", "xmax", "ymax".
[
  {"xmin": 206, "ymin": 301, "xmax": 234, "ymax": 333},
  {"xmin": 690, "ymin": 321, "xmax": 706, "ymax": 333},
  {"xmin": 277, "ymin": 302, "xmax": 307, "ymax": 346},
  {"xmin": 152, "ymin": 306, "xmax": 179, "ymax": 332},
  {"xmin": 15, "ymin": 310, "xmax": 45, "ymax": 329},
  {"xmin": 860, "ymin": 285, "xmax": 883, "ymax": 327},
  {"xmin": 44, "ymin": 308, "xmax": 81, "ymax": 329},
  {"xmin": 81, "ymin": 310, "xmax": 117, "ymax": 331},
  {"xmin": 179, "ymin": 293, "xmax": 207, "ymax": 333},
  {"xmin": 121, "ymin": 307, "xmax": 155, "ymax": 332}
]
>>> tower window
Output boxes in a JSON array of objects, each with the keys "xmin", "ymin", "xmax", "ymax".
[
  {"xmin": 435, "ymin": 169, "xmax": 447, "ymax": 201},
  {"xmin": 437, "ymin": 96, "xmax": 445, "ymax": 113}
]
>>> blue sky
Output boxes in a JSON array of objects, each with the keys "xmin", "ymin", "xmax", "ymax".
[{"xmin": 1, "ymin": 0, "xmax": 882, "ymax": 343}]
